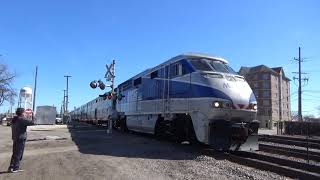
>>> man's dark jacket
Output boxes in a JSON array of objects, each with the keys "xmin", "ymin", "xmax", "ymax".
[{"xmin": 11, "ymin": 116, "xmax": 34, "ymax": 140}]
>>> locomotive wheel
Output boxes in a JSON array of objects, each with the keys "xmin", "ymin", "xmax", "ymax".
[
  {"xmin": 175, "ymin": 114, "xmax": 198, "ymax": 144},
  {"xmin": 154, "ymin": 116, "xmax": 166, "ymax": 139},
  {"xmin": 119, "ymin": 118, "xmax": 129, "ymax": 132}
]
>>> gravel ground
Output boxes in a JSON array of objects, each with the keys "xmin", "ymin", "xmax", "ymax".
[{"xmin": 0, "ymin": 124, "xmax": 291, "ymax": 180}]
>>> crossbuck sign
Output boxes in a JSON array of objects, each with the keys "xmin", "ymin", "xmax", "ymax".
[{"xmin": 105, "ymin": 62, "xmax": 115, "ymax": 81}]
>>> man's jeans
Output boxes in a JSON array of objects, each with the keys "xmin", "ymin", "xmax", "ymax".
[{"xmin": 9, "ymin": 139, "xmax": 26, "ymax": 170}]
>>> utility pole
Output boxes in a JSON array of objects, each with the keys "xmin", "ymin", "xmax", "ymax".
[
  {"xmin": 64, "ymin": 75, "xmax": 71, "ymax": 113},
  {"xmin": 298, "ymin": 47, "xmax": 302, "ymax": 122},
  {"xmin": 293, "ymin": 47, "xmax": 309, "ymax": 121},
  {"xmin": 293, "ymin": 47, "xmax": 310, "ymax": 164},
  {"xmin": 63, "ymin": 90, "xmax": 66, "ymax": 114},
  {"xmin": 32, "ymin": 66, "xmax": 38, "ymax": 120}
]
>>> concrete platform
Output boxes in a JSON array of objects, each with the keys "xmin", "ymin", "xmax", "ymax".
[
  {"xmin": 258, "ymin": 128, "xmax": 278, "ymax": 135},
  {"xmin": 27, "ymin": 124, "xmax": 68, "ymax": 131}
]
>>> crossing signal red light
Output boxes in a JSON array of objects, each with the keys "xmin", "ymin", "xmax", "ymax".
[{"xmin": 107, "ymin": 92, "xmax": 112, "ymax": 100}]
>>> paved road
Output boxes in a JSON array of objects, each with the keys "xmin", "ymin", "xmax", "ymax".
[{"xmin": 0, "ymin": 123, "xmax": 289, "ymax": 180}]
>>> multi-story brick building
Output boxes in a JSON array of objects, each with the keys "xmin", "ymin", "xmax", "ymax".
[{"xmin": 239, "ymin": 65, "xmax": 291, "ymax": 129}]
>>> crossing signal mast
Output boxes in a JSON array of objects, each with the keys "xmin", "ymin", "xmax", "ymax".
[{"xmin": 90, "ymin": 60, "xmax": 116, "ymax": 134}]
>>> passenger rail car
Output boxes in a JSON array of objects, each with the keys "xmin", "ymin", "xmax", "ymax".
[
  {"xmin": 71, "ymin": 97, "xmax": 113, "ymax": 125},
  {"xmin": 72, "ymin": 53, "xmax": 259, "ymax": 151}
]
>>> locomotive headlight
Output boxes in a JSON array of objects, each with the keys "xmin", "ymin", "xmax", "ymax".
[
  {"xmin": 213, "ymin": 101, "xmax": 221, "ymax": 108},
  {"xmin": 253, "ymin": 104, "xmax": 258, "ymax": 110}
]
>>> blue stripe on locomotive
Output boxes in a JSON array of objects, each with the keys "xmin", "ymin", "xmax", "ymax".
[
  {"xmin": 119, "ymin": 58, "xmax": 232, "ymax": 102},
  {"xmin": 142, "ymin": 79, "xmax": 232, "ymax": 101}
]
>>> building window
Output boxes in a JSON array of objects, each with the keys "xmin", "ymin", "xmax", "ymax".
[
  {"xmin": 267, "ymin": 109, "xmax": 272, "ymax": 116},
  {"xmin": 263, "ymin": 73, "xmax": 269, "ymax": 80},
  {"xmin": 263, "ymin": 100, "xmax": 270, "ymax": 106},
  {"xmin": 253, "ymin": 82, "xmax": 259, "ymax": 88},
  {"xmin": 263, "ymin": 81, "xmax": 270, "ymax": 89},
  {"xmin": 258, "ymin": 109, "xmax": 264, "ymax": 115},
  {"xmin": 263, "ymin": 91, "xmax": 270, "ymax": 97},
  {"xmin": 253, "ymin": 74, "xmax": 258, "ymax": 80}
]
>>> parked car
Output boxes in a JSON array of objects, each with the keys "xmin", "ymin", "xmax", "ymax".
[
  {"xmin": 6, "ymin": 117, "xmax": 13, "ymax": 126},
  {"xmin": 55, "ymin": 117, "xmax": 62, "ymax": 124}
]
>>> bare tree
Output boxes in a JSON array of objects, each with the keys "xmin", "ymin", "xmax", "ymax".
[{"xmin": 0, "ymin": 64, "xmax": 16, "ymax": 106}]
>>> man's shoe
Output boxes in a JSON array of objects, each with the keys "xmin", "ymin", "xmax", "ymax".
[
  {"xmin": 10, "ymin": 169, "xmax": 24, "ymax": 173},
  {"xmin": 9, "ymin": 169, "xmax": 18, "ymax": 173}
]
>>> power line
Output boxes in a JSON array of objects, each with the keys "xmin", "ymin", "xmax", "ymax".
[
  {"xmin": 303, "ymin": 94, "xmax": 320, "ymax": 99},
  {"xmin": 303, "ymin": 90, "xmax": 320, "ymax": 93}
]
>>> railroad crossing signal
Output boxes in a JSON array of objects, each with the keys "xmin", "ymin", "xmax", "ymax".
[{"xmin": 90, "ymin": 59, "xmax": 116, "ymax": 135}]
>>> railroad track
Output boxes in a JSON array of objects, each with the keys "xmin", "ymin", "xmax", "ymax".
[
  {"xmin": 228, "ymin": 151, "xmax": 320, "ymax": 180},
  {"xmin": 201, "ymin": 140, "xmax": 320, "ymax": 180},
  {"xmin": 259, "ymin": 143, "xmax": 320, "ymax": 162},
  {"xmin": 260, "ymin": 135, "xmax": 320, "ymax": 144},
  {"xmin": 259, "ymin": 135, "xmax": 320, "ymax": 149}
]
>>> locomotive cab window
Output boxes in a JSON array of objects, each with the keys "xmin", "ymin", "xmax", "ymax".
[
  {"xmin": 133, "ymin": 77, "xmax": 142, "ymax": 86},
  {"xmin": 170, "ymin": 63, "xmax": 183, "ymax": 77},
  {"xmin": 151, "ymin": 71, "xmax": 158, "ymax": 79}
]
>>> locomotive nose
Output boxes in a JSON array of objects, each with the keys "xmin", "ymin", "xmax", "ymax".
[{"xmin": 224, "ymin": 81, "xmax": 257, "ymax": 110}]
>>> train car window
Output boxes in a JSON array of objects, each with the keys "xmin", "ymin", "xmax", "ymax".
[
  {"xmin": 190, "ymin": 60, "xmax": 212, "ymax": 71},
  {"xmin": 134, "ymin": 77, "xmax": 142, "ymax": 86},
  {"xmin": 181, "ymin": 64, "xmax": 187, "ymax": 75},
  {"xmin": 151, "ymin": 71, "xmax": 158, "ymax": 79}
]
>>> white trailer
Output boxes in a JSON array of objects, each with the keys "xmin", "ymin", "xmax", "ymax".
[{"xmin": 35, "ymin": 106, "xmax": 57, "ymax": 124}]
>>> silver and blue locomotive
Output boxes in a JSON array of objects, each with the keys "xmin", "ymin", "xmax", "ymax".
[{"xmin": 72, "ymin": 53, "xmax": 259, "ymax": 151}]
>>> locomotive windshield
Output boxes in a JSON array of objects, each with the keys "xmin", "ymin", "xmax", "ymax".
[
  {"xmin": 209, "ymin": 61, "xmax": 238, "ymax": 75},
  {"xmin": 189, "ymin": 60, "xmax": 212, "ymax": 71},
  {"xmin": 189, "ymin": 59, "xmax": 238, "ymax": 75}
]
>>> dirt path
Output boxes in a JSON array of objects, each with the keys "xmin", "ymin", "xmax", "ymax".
[{"xmin": 0, "ymin": 124, "xmax": 288, "ymax": 180}]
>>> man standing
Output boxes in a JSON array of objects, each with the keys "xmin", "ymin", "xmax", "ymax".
[{"xmin": 8, "ymin": 108, "xmax": 34, "ymax": 173}]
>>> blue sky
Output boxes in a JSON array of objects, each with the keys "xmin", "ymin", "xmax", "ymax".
[{"xmin": 0, "ymin": 0, "xmax": 319, "ymax": 116}]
